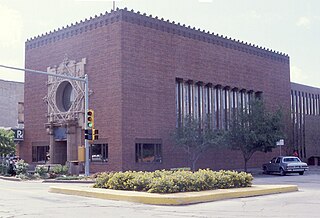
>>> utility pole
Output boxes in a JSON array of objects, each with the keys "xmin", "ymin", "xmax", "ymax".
[{"xmin": 0, "ymin": 64, "xmax": 91, "ymax": 176}]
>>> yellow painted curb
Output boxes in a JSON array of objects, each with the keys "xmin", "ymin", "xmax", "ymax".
[{"xmin": 49, "ymin": 185, "xmax": 298, "ymax": 205}]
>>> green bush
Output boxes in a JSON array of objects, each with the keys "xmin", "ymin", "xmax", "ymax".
[
  {"xmin": 94, "ymin": 169, "xmax": 253, "ymax": 193},
  {"xmin": 34, "ymin": 165, "xmax": 49, "ymax": 178},
  {"xmin": 93, "ymin": 172, "xmax": 114, "ymax": 188},
  {"xmin": 52, "ymin": 165, "xmax": 68, "ymax": 175},
  {"xmin": 15, "ymin": 160, "xmax": 29, "ymax": 175}
]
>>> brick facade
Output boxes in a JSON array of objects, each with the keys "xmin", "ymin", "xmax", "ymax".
[
  {"xmin": 22, "ymin": 8, "xmax": 296, "ymax": 172},
  {"xmin": 291, "ymin": 83, "xmax": 320, "ymax": 164}
]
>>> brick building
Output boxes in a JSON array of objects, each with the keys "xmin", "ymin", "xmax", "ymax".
[
  {"xmin": 291, "ymin": 83, "xmax": 320, "ymax": 165},
  {"xmin": 20, "ymin": 8, "xmax": 318, "ymax": 172}
]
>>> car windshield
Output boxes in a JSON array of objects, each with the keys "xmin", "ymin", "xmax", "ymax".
[{"xmin": 283, "ymin": 157, "xmax": 301, "ymax": 162}]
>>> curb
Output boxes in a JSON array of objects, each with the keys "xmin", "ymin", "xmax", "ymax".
[
  {"xmin": 0, "ymin": 175, "xmax": 22, "ymax": 182},
  {"xmin": 43, "ymin": 179, "xmax": 95, "ymax": 184},
  {"xmin": 49, "ymin": 184, "xmax": 298, "ymax": 205}
]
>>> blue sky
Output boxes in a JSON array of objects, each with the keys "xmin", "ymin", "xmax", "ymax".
[{"xmin": 0, "ymin": 0, "xmax": 319, "ymax": 87}]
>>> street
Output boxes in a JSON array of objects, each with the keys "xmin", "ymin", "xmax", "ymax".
[{"xmin": 1, "ymin": 170, "xmax": 320, "ymax": 218}]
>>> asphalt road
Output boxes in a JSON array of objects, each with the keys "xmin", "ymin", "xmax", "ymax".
[{"xmin": 1, "ymin": 170, "xmax": 320, "ymax": 218}]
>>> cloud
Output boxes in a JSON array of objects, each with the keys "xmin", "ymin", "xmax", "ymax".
[
  {"xmin": 296, "ymin": 16, "xmax": 311, "ymax": 28},
  {"xmin": 0, "ymin": 4, "xmax": 23, "ymax": 48},
  {"xmin": 290, "ymin": 65, "xmax": 308, "ymax": 83}
]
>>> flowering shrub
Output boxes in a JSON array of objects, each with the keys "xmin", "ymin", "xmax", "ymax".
[
  {"xmin": 94, "ymin": 169, "xmax": 253, "ymax": 193},
  {"xmin": 35, "ymin": 165, "xmax": 48, "ymax": 177},
  {"xmin": 15, "ymin": 160, "xmax": 29, "ymax": 175}
]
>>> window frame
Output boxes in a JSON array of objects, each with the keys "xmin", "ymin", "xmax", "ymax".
[
  {"xmin": 135, "ymin": 139, "xmax": 162, "ymax": 164},
  {"xmin": 90, "ymin": 143, "xmax": 108, "ymax": 162}
]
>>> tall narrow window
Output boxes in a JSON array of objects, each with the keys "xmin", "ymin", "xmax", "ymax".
[
  {"xmin": 184, "ymin": 81, "xmax": 193, "ymax": 117},
  {"xmin": 316, "ymin": 95, "xmax": 320, "ymax": 115},
  {"xmin": 240, "ymin": 89, "xmax": 246, "ymax": 113},
  {"xmin": 215, "ymin": 85, "xmax": 222, "ymax": 129},
  {"xmin": 204, "ymin": 84, "xmax": 212, "ymax": 125},
  {"xmin": 231, "ymin": 88, "xmax": 238, "ymax": 121},
  {"xmin": 309, "ymin": 93, "xmax": 312, "ymax": 115},
  {"xmin": 176, "ymin": 79, "xmax": 183, "ymax": 126},
  {"xmin": 291, "ymin": 90, "xmax": 295, "ymax": 120},
  {"xmin": 199, "ymin": 84, "xmax": 203, "ymax": 121},
  {"xmin": 222, "ymin": 87, "xmax": 230, "ymax": 129},
  {"xmin": 184, "ymin": 82, "xmax": 189, "ymax": 116},
  {"xmin": 212, "ymin": 86, "xmax": 217, "ymax": 129},
  {"xmin": 194, "ymin": 83, "xmax": 199, "ymax": 120},
  {"xmin": 312, "ymin": 94, "xmax": 315, "ymax": 115}
]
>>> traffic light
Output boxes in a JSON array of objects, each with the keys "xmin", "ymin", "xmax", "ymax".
[
  {"xmin": 85, "ymin": 128, "xmax": 99, "ymax": 140},
  {"xmin": 85, "ymin": 129, "xmax": 93, "ymax": 140},
  {"xmin": 92, "ymin": 129, "xmax": 99, "ymax": 140},
  {"xmin": 87, "ymin": 109, "xmax": 94, "ymax": 129}
]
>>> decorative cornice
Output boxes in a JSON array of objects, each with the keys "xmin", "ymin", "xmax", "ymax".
[
  {"xmin": 25, "ymin": 8, "xmax": 289, "ymax": 64},
  {"xmin": 25, "ymin": 8, "xmax": 123, "ymax": 50}
]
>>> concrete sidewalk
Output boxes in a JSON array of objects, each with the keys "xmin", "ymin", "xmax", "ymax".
[{"xmin": 50, "ymin": 184, "xmax": 298, "ymax": 205}]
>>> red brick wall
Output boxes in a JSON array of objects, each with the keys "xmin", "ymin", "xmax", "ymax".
[
  {"xmin": 120, "ymin": 15, "xmax": 291, "ymax": 171},
  {"xmin": 23, "ymin": 21, "xmax": 124, "ymax": 171},
  {"xmin": 305, "ymin": 116, "xmax": 320, "ymax": 157}
]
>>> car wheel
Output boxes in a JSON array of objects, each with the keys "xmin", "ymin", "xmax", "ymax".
[
  {"xmin": 299, "ymin": 171, "xmax": 304, "ymax": 175},
  {"xmin": 263, "ymin": 166, "xmax": 269, "ymax": 174},
  {"xmin": 280, "ymin": 168, "xmax": 286, "ymax": 176}
]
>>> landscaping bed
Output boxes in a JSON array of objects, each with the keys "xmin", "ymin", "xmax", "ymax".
[{"xmin": 93, "ymin": 169, "xmax": 253, "ymax": 193}]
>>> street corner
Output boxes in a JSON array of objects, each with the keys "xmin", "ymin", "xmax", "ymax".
[{"xmin": 49, "ymin": 184, "xmax": 298, "ymax": 205}]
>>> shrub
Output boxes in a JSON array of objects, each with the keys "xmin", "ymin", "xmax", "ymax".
[
  {"xmin": 15, "ymin": 160, "xmax": 29, "ymax": 175},
  {"xmin": 35, "ymin": 165, "xmax": 49, "ymax": 178},
  {"xmin": 52, "ymin": 165, "xmax": 68, "ymax": 175},
  {"xmin": 94, "ymin": 169, "xmax": 253, "ymax": 193},
  {"xmin": 93, "ymin": 172, "xmax": 114, "ymax": 188}
]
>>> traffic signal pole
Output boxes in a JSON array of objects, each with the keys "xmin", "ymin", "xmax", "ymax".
[
  {"xmin": 0, "ymin": 64, "xmax": 91, "ymax": 176},
  {"xmin": 84, "ymin": 74, "xmax": 90, "ymax": 176}
]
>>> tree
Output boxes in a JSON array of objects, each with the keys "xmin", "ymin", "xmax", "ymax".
[
  {"xmin": 227, "ymin": 99, "xmax": 284, "ymax": 172},
  {"xmin": 173, "ymin": 116, "xmax": 225, "ymax": 171},
  {"xmin": 0, "ymin": 129, "xmax": 15, "ymax": 156}
]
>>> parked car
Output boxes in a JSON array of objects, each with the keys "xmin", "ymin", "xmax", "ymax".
[{"xmin": 262, "ymin": 156, "xmax": 308, "ymax": 176}]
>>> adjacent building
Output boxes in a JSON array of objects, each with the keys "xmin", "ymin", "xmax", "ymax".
[
  {"xmin": 291, "ymin": 83, "xmax": 320, "ymax": 165},
  {"xmin": 20, "ymin": 8, "xmax": 319, "ymax": 172},
  {"xmin": 0, "ymin": 79, "xmax": 24, "ymax": 128}
]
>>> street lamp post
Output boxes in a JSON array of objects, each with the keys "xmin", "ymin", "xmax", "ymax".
[{"xmin": 0, "ymin": 64, "xmax": 91, "ymax": 176}]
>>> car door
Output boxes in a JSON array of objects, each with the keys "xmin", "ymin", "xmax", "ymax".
[
  {"xmin": 268, "ymin": 157, "xmax": 277, "ymax": 172},
  {"xmin": 273, "ymin": 157, "xmax": 282, "ymax": 172}
]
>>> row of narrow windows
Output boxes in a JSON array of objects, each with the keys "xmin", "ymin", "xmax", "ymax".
[
  {"xmin": 175, "ymin": 78, "xmax": 262, "ymax": 129},
  {"xmin": 291, "ymin": 90, "xmax": 320, "ymax": 118},
  {"xmin": 291, "ymin": 90, "xmax": 320, "ymax": 159}
]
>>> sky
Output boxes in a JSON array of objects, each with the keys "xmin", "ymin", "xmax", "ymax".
[{"xmin": 0, "ymin": 0, "xmax": 319, "ymax": 87}]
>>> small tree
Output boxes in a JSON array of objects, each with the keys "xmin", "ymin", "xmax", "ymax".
[
  {"xmin": 227, "ymin": 99, "xmax": 284, "ymax": 172},
  {"xmin": 173, "ymin": 116, "xmax": 225, "ymax": 171},
  {"xmin": 0, "ymin": 129, "xmax": 15, "ymax": 156}
]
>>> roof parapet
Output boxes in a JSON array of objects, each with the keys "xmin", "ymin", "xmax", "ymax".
[{"xmin": 25, "ymin": 8, "xmax": 289, "ymax": 63}]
